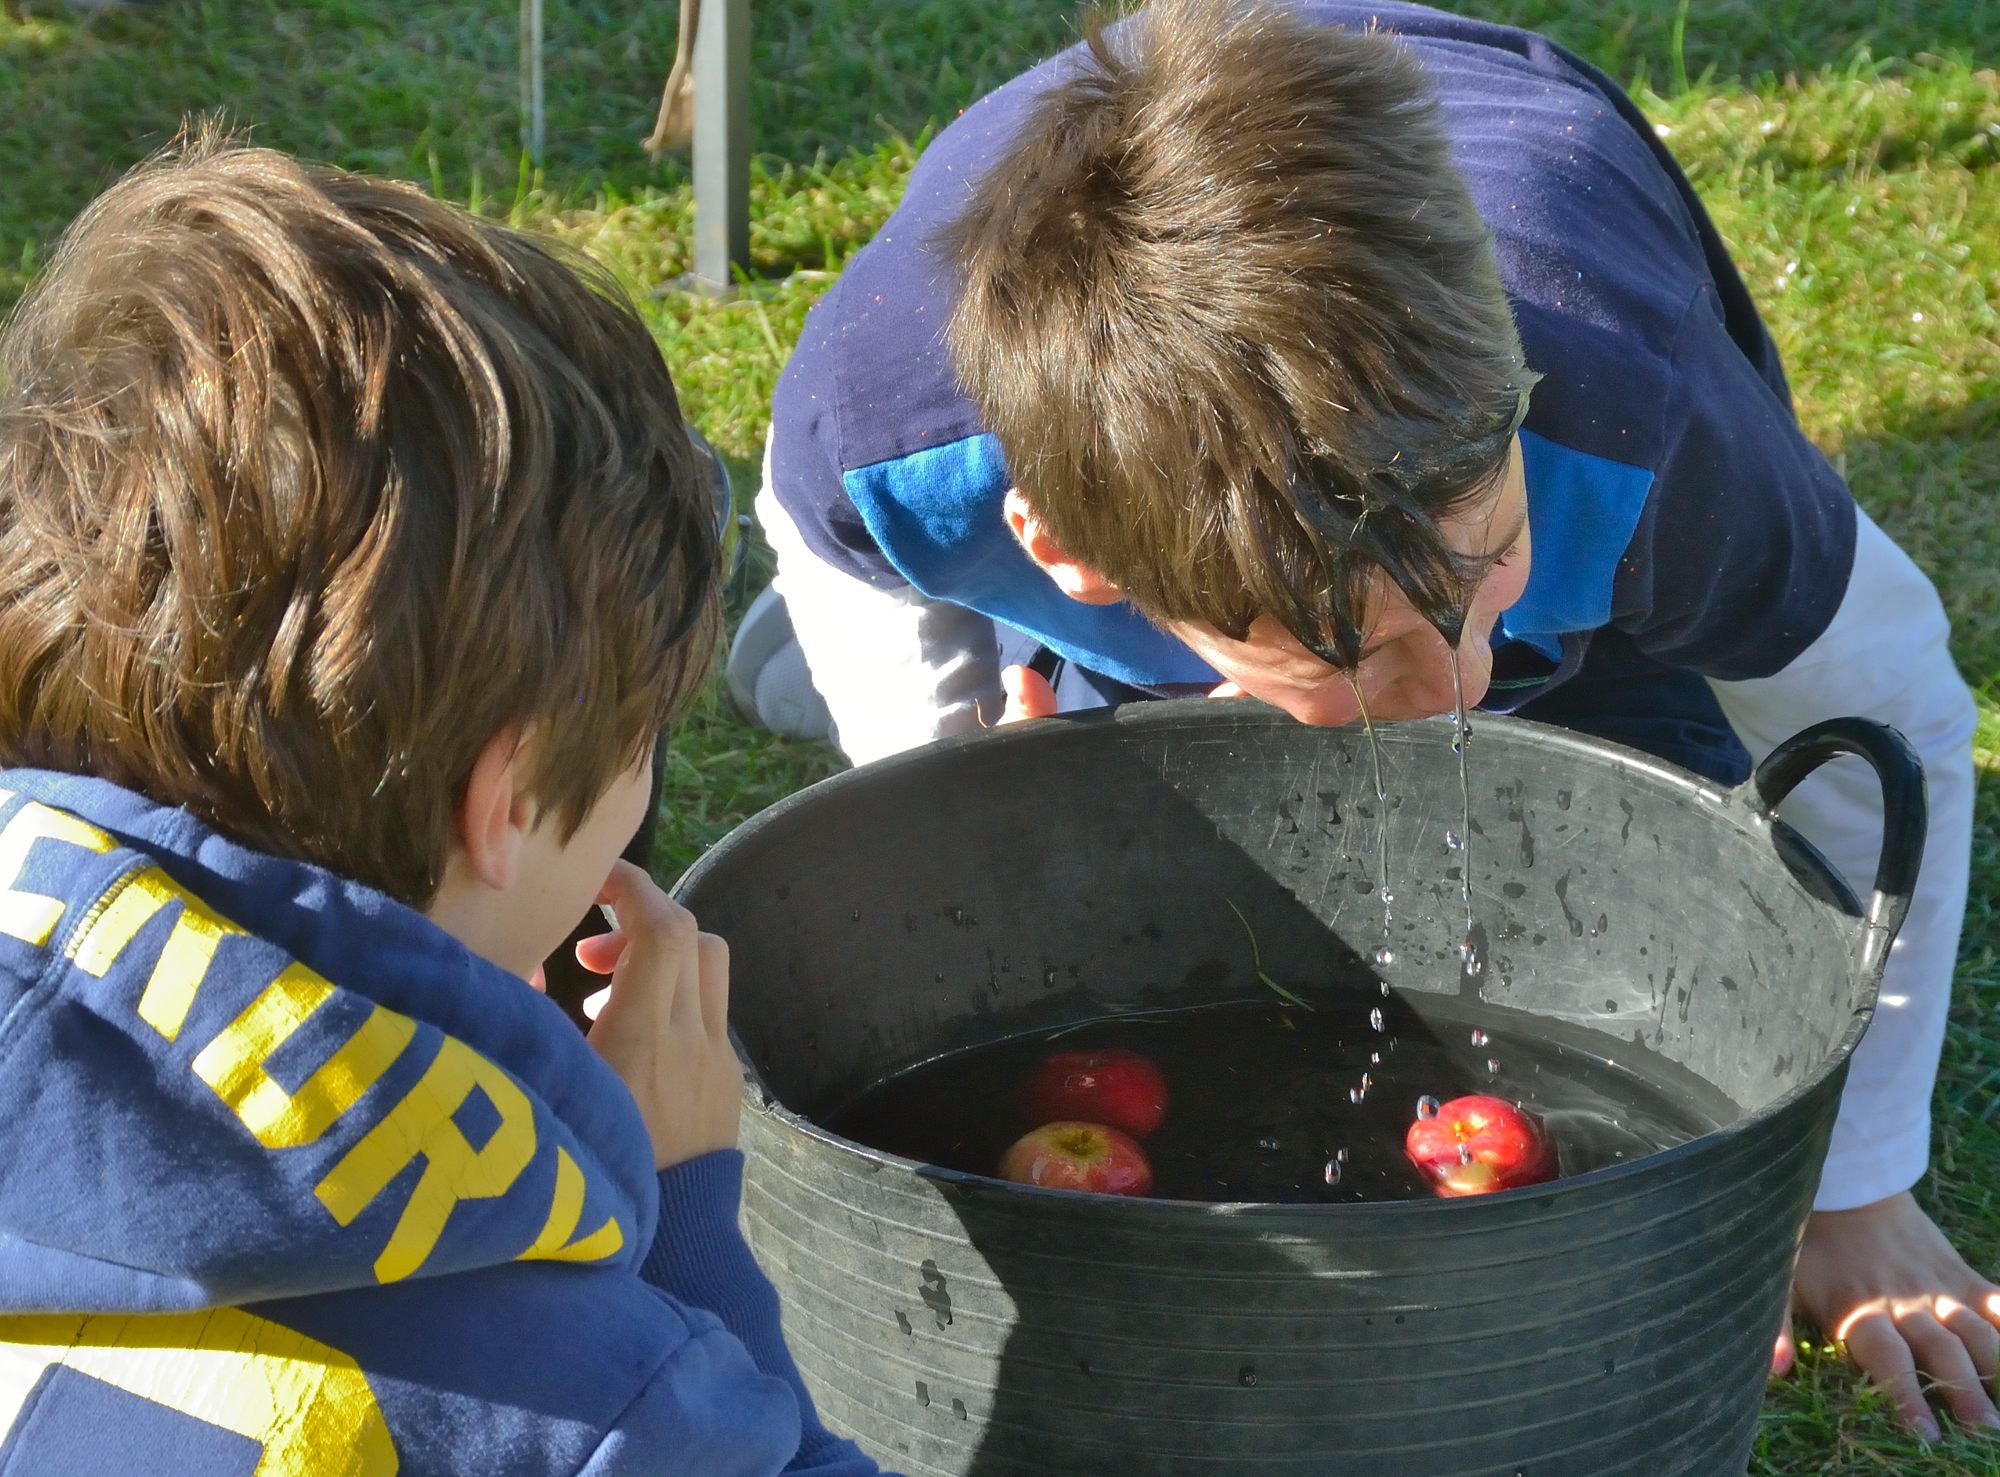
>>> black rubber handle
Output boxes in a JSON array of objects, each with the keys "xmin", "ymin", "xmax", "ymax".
[{"xmin": 1742, "ymin": 717, "xmax": 1927, "ymax": 985}]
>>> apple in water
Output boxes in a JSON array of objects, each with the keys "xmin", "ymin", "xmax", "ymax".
[
  {"xmin": 998, "ymin": 1121, "xmax": 1155, "ymax": 1196},
  {"xmin": 1019, "ymin": 1048, "xmax": 1169, "ymax": 1139},
  {"xmin": 1404, "ymin": 1094, "xmax": 1557, "ymax": 1197}
]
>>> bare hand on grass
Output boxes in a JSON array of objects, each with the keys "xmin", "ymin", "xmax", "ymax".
[{"xmin": 1776, "ymin": 1193, "xmax": 2000, "ymax": 1442}]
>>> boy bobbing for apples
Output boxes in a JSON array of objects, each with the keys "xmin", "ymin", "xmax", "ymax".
[{"xmin": 755, "ymin": 0, "xmax": 1991, "ymax": 1438}]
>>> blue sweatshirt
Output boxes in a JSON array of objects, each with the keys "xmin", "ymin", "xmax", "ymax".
[
  {"xmin": 0, "ymin": 771, "xmax": 888, "ymax": 1476},
  {"xmin": 768, "ymin": 0, "xmax": 1856, "ymax": 707}
]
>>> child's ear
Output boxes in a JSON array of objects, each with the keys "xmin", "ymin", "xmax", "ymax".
[
  {"xmin": 454, "ymin": 729, "xmax": 539, "ymax": 892},
  {"xmin": 1003, "ymin": 488, "xmax": 1124, "ymax": 605}
]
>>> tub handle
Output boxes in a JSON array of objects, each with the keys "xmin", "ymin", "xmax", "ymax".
[{"xmin": 1743, "ymin": 717, "xmax": 1926, "ymax": 984}]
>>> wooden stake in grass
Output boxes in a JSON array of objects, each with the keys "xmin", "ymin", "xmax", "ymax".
[
  {"xmin": 643, "ymin": 0, "xmax": 701, "ymax": 157},
  {"xmin": 1225, "ymin": 898, "xmax": 1313, "ymax": 1011}
]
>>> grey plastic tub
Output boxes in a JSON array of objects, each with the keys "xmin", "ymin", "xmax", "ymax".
[{"xmin": 678, "ymin": 704, "xmax": 1922, "ymax": 1476}]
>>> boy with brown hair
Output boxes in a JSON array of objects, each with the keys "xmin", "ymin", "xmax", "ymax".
[
  {"xmin": 753, "ymin": 0, "xmax": 1993, "ymax": 1440},
  {"xmin": 0, "ymin": 134, "xmax": 891, "ymax": 1474}
]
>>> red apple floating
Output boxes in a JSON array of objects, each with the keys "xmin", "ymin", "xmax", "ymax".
[
  {"xmin": 1019, "ymin": 1048, "xmax": 1169, "ymax": 1139},
  {"xmin": 998, "ymin": 1121, "xmax": 1154, "ymax": 1196},
  {"xmin": 1404, "ymin": 1094, "xmax": 1558, "ymax": 1197}
]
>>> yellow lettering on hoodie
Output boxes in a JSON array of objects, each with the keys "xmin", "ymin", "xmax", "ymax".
[
  {"xmin": 518, "ymin": 1146, "xmax": 625, "ymax": 1265},
  {"xmin": 0, "ymin": 802, "xmax": 113, "ymax": 947},
  {"xmin": 66, "ymin": 865, "xmax": 247, "ymax": 1040},
  {"xmin": 0, "ymin": 1307, "xmax": 398, "ymax": 1475},
  {"xmin": 5, "ymin": 799, "xmax": 605, "ymax": 1288},
  {"xmin": 315, "ymin": 1036, "xmax": 537, "ymax": 1283},
  {"xmin": 192, "ymin": 963, "xmax": 418, "ymax": 1149}
]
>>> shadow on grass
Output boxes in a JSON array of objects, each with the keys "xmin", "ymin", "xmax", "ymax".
[{"xmin": 1840, "ymin": 384, "xmax": 2000, "ymax": 688}]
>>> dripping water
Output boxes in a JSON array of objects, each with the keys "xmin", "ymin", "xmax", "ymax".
[
  {"xmin": 1448, "ymin": 648, "xmax": 1482, "ymax": 982},
  {"xmin": 1350, "ymin": 674, "xmax": 1392, "ymax": 977}
]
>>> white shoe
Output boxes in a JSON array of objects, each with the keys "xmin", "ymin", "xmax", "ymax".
[{"xmin": 726, "ymin": 587, "xmax": 833, "ymax": 742}]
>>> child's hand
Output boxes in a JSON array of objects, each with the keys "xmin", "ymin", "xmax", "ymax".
[
  {"xmin": 999, "ymin": 663, "xmax": 1059, "ymax": 724},
  {"xmin": 1779, "ymin": 1193, "xmax": 2000, "ymax": 1440},
  {"xmin": 576, "ymin": 861, "xmax": 743, "ymax": 1171}
]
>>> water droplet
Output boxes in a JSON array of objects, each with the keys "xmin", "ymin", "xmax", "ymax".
[
  {"xmin": 1378, "ymin": 887, "xmax": 1395, "ymax": 905},
  {"xmin": 1238, "ymin": 1364, "xmax": 1258, "ymax": 1387},
  {"xmin": 1370, "ymin": 1050, "xmax": 1381, "ymax": 1065},
  {"xmin": 1256, "ymin": 1137, "xmax": 1281, "ymax": 1153},
  {"xmin": 1445, "ymin": 829, "xmax": 1464, "ymax": 851},
  {"xmin": 1379, "ymin": 979, "xmax": 1391, "ymax": 996},
  {"xmin": 850, "ymin": 908, "xmax": 861, "ymax": 922},
  {"xmin": 1371, "ymin": 946, "xmax": 1396, "ymax": 967},
  {"xmin": 1369, "ymin": 1007, "xmax": 1385, "ymax": 1032},
  {"xmin": 1470, "ymin": 1029, "xmax": 1490, "ymax": 1048},
  {"xmin": 1348, "ymin": 1085, "xmax": 1365, "ymax": 1105},
  {"xmin": 1417, "ymin": 1095, "xmax": 1441, "ymax": 1119},
  {"xmin": 1323, "ymin": 1158, "xmax": 1343, "ymax": 1186},
  {"xmin": 1458, "ymin": 1143, "xmax": 1473, "ymax": 1165},
  {"xmin": 1487, "ymin": 1058, "xmax": 1501, "ymax": 1074},
  {"xmin": 1359, "ymin": 1072, "xmax": 1372, "ymax": 1093},
  {"xmin": 1336, "ymin": 1147, "xmax": 1349, "ymax": 1162}
]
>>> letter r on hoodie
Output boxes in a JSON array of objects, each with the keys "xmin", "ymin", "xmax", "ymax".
[{"xmin": 313, "ymin": 1036, "xmax": 538, "ymax": 1283}]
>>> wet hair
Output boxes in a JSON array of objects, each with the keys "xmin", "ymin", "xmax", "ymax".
[
  {"xmin": 941, "ymin": 0, "xmax": 1538, "ymax": 662},
  {"xmin": 0, "ymin": 128, "xmax": 719, "ymax": 905}
]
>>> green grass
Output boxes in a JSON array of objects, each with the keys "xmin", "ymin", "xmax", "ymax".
[{"xmin": 4, "ymin": 0, "xmax": 1997, "ymax": 1469}]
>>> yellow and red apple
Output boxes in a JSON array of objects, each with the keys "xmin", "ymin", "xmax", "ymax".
[
  {"xmin": 998, "ymin": 1121, "xmax": 1155, "ymax": 1196},
  {"xmin": 1404, "ymin": 1094, "xmax": 1557, "ymax": 1197}
]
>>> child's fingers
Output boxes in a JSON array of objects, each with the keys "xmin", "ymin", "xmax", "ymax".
[
  {"xmin": 1894, "ymin": 1308, "xmax": 2000, "ymax": 1431},
  {"xmin": 696, "ymin": 932, "xmax": 730, "ymax": 1047},
  {"xmin": 574, "ymin": 930, "xmax": 628, "ymax": 975},
  {"xmin": 665, "ymin": 929, "xmax": 715, "ymax": 1037},
  {"xmin": 1207, "ymin": 680, "xmax": 1248, "ymax": 700},
  {"xmin": 591, "ymin": 862, "xmax": 699, "ymax": 1024},
  {"xmin": 1939, "ymin": 1297, "xmax": 1999, "ymax": 1384},
  {"xmin": 596, "ymin": 858, "xmax": 657, "ymax": 912},
  {"xmin": 1000, "ymin": 664, "xmax": 1059, "ymax": 724},
  {"xmin": 1840, "ymin": 1311, "xmax": 1941, "ymax": 1439}
]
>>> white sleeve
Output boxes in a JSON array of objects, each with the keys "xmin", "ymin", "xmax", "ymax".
[
  {"xmin": 1706, "ymin": 507, "xmax": 1976, "ymax": 1212},
  {"xmin": 756, "ymin": 436, "xmax": 1004, "ymax": 767}
]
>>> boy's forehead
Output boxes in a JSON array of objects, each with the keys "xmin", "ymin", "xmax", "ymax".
[
  {"xmin": 1442, "ymin": 439, "xmax": 1528, "ymax": 560},
  {"xmin": 1356, "ymin": 444, "xmax": 1526, "ymax": 641}
]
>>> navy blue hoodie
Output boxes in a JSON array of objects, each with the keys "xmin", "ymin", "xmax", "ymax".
[
  {"xmin": 769, "ymin": 0, "xmax": 1855, "ymax": 707},
  {"xmin": 0, "ymin": 771, "xmax": 887, "ymax": 1476}
]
